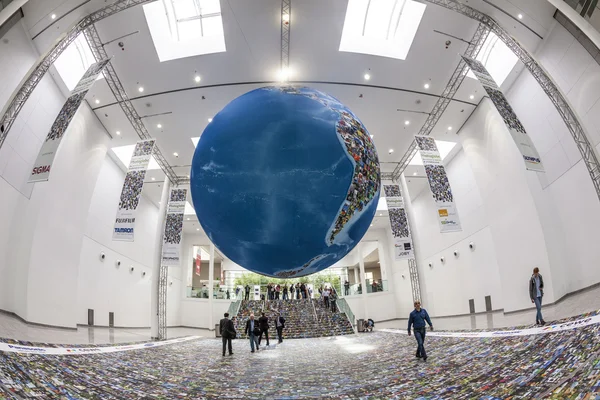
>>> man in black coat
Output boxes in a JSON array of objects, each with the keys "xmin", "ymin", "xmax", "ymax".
[
  {"xmin": 219, "ymin": 312, "xmax": 234, "ymax": 356},
  {"xmin": 258, "ymin": 312, "xmax": 270, "ymax": 346},
  {"xmin": 275, "ymin": 313, "xmax": 286, "ymax": 343}
]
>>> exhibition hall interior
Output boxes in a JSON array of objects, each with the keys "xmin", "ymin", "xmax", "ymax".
[{"xmin": 2, "ymin": 0, "xmax": 600, "ymax": 398}]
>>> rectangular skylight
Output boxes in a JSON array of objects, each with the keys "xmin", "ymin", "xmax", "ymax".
[
  {"xmin": 53, "ymin": 33, "xmax": 104, "ymax": 91},
  {"xmin": 111, "ymin": 145, "xmax": 161, "ymax": 170},
  {"xmin": 143, "ymin": 0, "xmax": 226, "ymax": 62},
  {"xmin": 409, "ymin": 140, "xmax": 456, "ymax": 165},
  {"xmin": 339, "ymin": 0, "xmax": 426, "ymax": 60},
  {"xmin": 466, "ymin": 32, "xmax": 518, "ymax": 86}
]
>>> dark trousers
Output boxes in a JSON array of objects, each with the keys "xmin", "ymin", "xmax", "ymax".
[
  {"xmin": 275, "ymin": 292, "xmax": 280, "ymax": 299},
  {"xmin": 222, "ymin": 336, "xmax": 232, "ymax": 355},
  {"xmin": 259, "ymin": 329, "xmax": 269, "ymax": 345},
  {"xmin": 324, "ymin": 296, "xmax": 330, "ymax": 308},
  {"xmin": 414, "ymin": 328, "xmax": 427, "ymax": 358},
  {"xmin": 283, "ymin": 292, "xmax": 288, "ymax": 300},
  {"xmin": 276, "ymin": 326, "xmax": 283, "ymax": 342},
  {"xmin": 344, "ymin": 287, "xmax": 349, "ymax": 296},
  {"xmin": 245, "ymin": 291, "xmax": 249, "ymax": 300},
  {"xmin": 331, "ymin": 300, "xmax": 337, "ymax": 313}
]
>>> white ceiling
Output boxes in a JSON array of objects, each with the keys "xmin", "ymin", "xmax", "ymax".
[{"xmin": 22, "ymin": 0, "xmax": 559, "ymax": 240}]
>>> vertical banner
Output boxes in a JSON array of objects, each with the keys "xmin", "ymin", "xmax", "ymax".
[
  {"xmin": 415, "ymin": 135, "xmax": 462, "ymax": 232},
  {"xmin": 462, "ymin": 55, "xmax": 544, "ymax": 172},
  {"xmin": 195, "ymin": 250, "xmax": 202, "ymax": 276},
  {"xmin": 383, "ymin": 185, "xmax": 414, "ymax": 260},
  {"xmin": 253, "ymin": 285, "xmax": 261, "ymax": 300},
  {"xmin": 161, "ymin": 188, "xmax": 187, "ymax": 266},
  {"xmin": 29, "ymin": 59, "xmax": 110, "ymax": 182},
  {"xmin": 112, "ymin": 139, "xmax": 156, "ymax": 241}
]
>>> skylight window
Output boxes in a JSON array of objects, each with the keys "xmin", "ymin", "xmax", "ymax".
[
  {"xmin": 143, "ymin": 0, "xmax": 226, "ymax": 62},
  {"xmin": 191, "ymin": 137, "xmax": 200, "ymax": 148},
  {"xmin": 111, "ymin": 145, "xmax": 161, "ymax": 170},
  {"xmin": 466, "ymin": 32, "xmax": 518, "ymax": 86},
  {"xmin": 409, "ymin": 140, "xmax": 456, "ymax": 166},
  {"xmin": 339, "ymin": 0, "xmax": 426, "ymax": 60},
  {"xmin": 53, "ymin": 33, "xmax": 104, "ymax": 91}
]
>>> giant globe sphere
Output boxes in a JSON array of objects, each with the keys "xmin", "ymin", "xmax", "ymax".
[{"xmin": 190, "ymin": 86, "xmax": 380, "ymax": 278}]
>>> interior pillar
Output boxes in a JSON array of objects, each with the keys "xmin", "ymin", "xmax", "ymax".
[{"xmin": 151, "ymin": 180, "xmax": 171, "ymax": 339}]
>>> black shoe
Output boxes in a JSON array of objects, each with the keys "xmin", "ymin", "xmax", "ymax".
[
  {"xmin": 229, "ymin": 353, "xmax": 233, "ymax": 355},
  {"xmin": 423, "ymin": 356, "xmax": 427, "ymax": 362},
  {"xmin": 251, "ymin": 350, "xmax": 255, "ymax": 353},
  {"xmin": 222, "ymin": 354, "xmax": 226, "ymax": 356},
  {"xmin": 416, "ymin": 351, "xmax": 422, "ymax": 358},
  {"xmin": 540, "ymin": 320, "xmax": 546, "ymax": 326}
]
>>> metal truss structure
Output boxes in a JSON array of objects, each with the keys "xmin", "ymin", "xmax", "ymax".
[
  {"xmin": 394, "ymin": 0, "xmax": 600, "ymax": 200},
  {"xmin": 84, "ymin": 25, "xmax": 178, "ymax": 184},
  {"xmin": 0, "ymin": 0, "xmax": 155, "ymax": 150},
  {"xmin": 157, "ymin": 265, "xmax": 168, "ymax": 340},
  {"xmin": 280, "ymin": 0, "xmax": 291, "ymax": 71},
  {"xmin": 391, "ymin": 23, "xmax": 490, "ymax": 181},
  {"xmin": 408, "ymin": 259, "xmax": 421, "ymax": 303}
]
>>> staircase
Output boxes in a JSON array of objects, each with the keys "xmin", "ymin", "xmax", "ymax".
[{"xmin": 232, "ymin": 299, "xmax": 355, "ymax": 339}]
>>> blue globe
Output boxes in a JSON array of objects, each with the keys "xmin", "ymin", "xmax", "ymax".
[{"xmin": 191, "ymin": 86, "xmax": 380, "ymax": 278}]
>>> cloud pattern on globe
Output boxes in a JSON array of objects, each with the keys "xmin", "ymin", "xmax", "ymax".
[{"xmin": 191, "ymin": 86, "xmax": 380, "ymax": 278}]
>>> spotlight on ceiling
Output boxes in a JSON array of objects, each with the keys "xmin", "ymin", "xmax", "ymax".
[
  {"xmin": 116, "ymin": 131, "xmax": 121, "ymax": 136},
  {"xmin": 405, "ymin": 120, "xmax": 410, "ymax": 126},
  {"xmin": 157, "ymin": 124, "xmax": 162, "ymax": 128},
  {"xmin": 424, "ymin": 83, "xmax": 430, "ymax": 89},
  {"xmin": 518, "ymin": 13, "xmax": 523, "ymax": 19},
  {"xmin": 138, "ymin": 86, "xmax": 144, "ymax": 93},
  {"xmin": 151, "ymin": 177, "xmax": 156, "ymax": 181},
  {"xmin": 370, "ymin": 134, "xmax": 374, "ymax": 139},
  {"xmin": 187, "ymin": 217, "xmax": 190, "ymax": 221},
  {"xmin": 388, "ymin": 148, "xmax": 394, "ymax": 154},
  {"xmin": 469, "ymin": 94, "xmax": 475, "ymax": 100},
  {"xmin": 208, "ymin": 118, "xmax": 213, "ymax": 123},
  {"xmin": 51, "ymin": 14, "xmax": 56, "ymax": 19},
  {"xmin": 194, "ymin": 75, "xmax": 201, "ymax": 83},
  {"xmin": 447, "ymin": 126, "xmax": 453, "ymax": 131},
  {"xmin": 95, "ymin": 99, "xmax": 100, "ymax": 104},
  {"xmin": 196, "ymin": 228, "xmax": 200, "ymax": 231},
  {"xmin": 364, "ymin": 73, "xmax": 371, "ymax": 80},
  {"xmin": 278, "ymin": 67, "xmax": 290, "ymax": 82},
  {"xmin": 282, "ymin": 13, "xmax": 290, "ymax": 22},
  {"xmin": 173, "ymin": 152, "xmax": 179, "ymax": 157},
  {"xmin": 413, "ymin": 172, "xmax": 417, "ymax": 176}
]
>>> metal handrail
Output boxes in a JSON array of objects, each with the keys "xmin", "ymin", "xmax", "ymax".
[{"xmin": 336, "ymin": 298, "xmax": 356, "ymax": 332}]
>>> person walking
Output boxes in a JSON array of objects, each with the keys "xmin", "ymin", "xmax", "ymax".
[
  {"xmin": 282, "ymin": 284, "xmax": 289, "ymax": 300},
  {"xmin": 408, "ymin": 301, "xmax": 433, "ymax": 362},
  {"xmin": 267, "ymin": 284, "xmax": 272, "ymax": 301},
  {"xmin": 258, "ymin": 312, "xmax": 270, "ymax": 347},
  {"xmin": 244, "ymin": 284, "xmax": 250, "ymax": 301},
  {"xmin": 219, "ymin": 313, "xmax": 235, "ymax": 356},
  {"xmin": 529, "ymin": 267, "xmax": 546, "ymax": 326},
  {"xmin": 323, "ymin": 287, "xmax": 330, "ymax": 309},
  {"xmin": 244, "ymin": 314, "xmax": 259, "ymax": 352},
  {"xmin": 330, "ymin": 289, "xmax": 338, "ymax": 313},
  {"xmin": 344, "ymin": 280, "xmax": 350, "ymax": 296},
  {"xmin": 275, "ymin": 312, "xmax": 286, "ymax": 343},
  {"xmin": 275, "ymin": 284, "xmax": 281, "ymax": 300},
  {"xmin": 295, "ymin": 283, "xmax": 301, "ymax": 299}
]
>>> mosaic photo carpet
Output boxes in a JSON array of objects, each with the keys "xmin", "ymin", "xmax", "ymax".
[{"xmin": 1, "ymin": 312, "xmax": 600, "ymax": 399}]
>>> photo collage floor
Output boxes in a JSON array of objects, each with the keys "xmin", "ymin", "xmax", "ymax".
[{"xmin": 1, "ymin": 310, "xmax": 599, "ymax": 399}]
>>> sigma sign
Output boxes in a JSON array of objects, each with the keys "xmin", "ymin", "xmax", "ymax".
[{"xmin": 32, "ymin": 165, "xmax": 51, "ymax": 175}]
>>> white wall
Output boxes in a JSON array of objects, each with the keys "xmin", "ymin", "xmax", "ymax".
[{"xmin": 0, "ymin": 20, "xmax": 181, "ymax": 328}]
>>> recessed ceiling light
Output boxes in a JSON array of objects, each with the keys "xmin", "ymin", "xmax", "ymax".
[
  {"xmin": 518, "ymin": 13, "xmax": 523, "ymax": 19},
  {"xmin": 379, "ymin": 213, "xmax": 382, "ymax": 216},
  {"xmin": 364, "ymin": 73, "xmax": 371, "ymax": 80},
  {"xmin": 196, "ymin": 228, "xmax": 200, "ymax": 231},
  {"xmin": 389, "ymin": 148, "xmax": 394, "ymax": 153},
  {"xmin": 208, "ymin": 118, "xmax": 213, "ymax": 123},
  {"xmin": 173, "ymin": 152, "xmax": 179, "ymax": 157},
  {"xmin": 157, "ymin": 124, "xmax": 162, "ymax": 128},
  {"xmin": 51, "ymin": 14, "xmax": 56, "ymax": 19},
  {"xmin": 405, "ymin": 120, "xmax": 410, "ymax": 125},
  {"xmin": 370, "ymin": 134, "xmax": 374, "ymax": 139},
  {"xmin": 282, "ymin": 13, "xmax": 290, "ymax": 22},
  {"xmin": 187, "ymin": 217, "xmax": 190, "ymax": 221},
  {"xmin": 413, "ymin": 172, "xmax": 417, "ymax": 176},
  {"xmin": 138, "ymin": 86, "xmax": 144, "ymax": 93},
  {"xmin": 370, "ymin": 224, "xmax": 373, "ymax": 227},
  {"xmin": 194, "ymin": 75, "xmax": 201, "ymax": 83},
  {"xmin": 447, "ymin": 126, "xmax": 453, "ymax": 131},
  {"xmin": 95, "ymin": 99, "xmax": 100, "ymax": 104},
  {"xmin": 469, "ymin": 94, "xmax": 475, "ymax": 100},
  {"xmin": 116, "ymin": 131, "xmax": 121, "ymax": 136},
  {"xmin": 424, "ymin": 83, "xmax": 430, "ymax": 89},
  {"xmin": 151, "ymin": 177, "xmax": 155, "ymax": 181}
]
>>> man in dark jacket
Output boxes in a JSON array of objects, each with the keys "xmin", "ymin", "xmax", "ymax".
[
  {"xmin": 408, "ymin": 301, "xmax": 433, "ymax": 361},
  {"xmin": 529, "ymin": 267, "xmax": 546, "ymax": 325},
  {"xmin": 275, "ymin": 312, "xmax": 286, "ymax": 343},
  {"xmin": 244, "ymin": 313, "xmax": 259, "ymax": 352},
  {"xmin": 258, "ymin": 312, "xmax": 270, "ymax": 346},
  {"xmin": 244, "ymin": 284, "xmax": 250, "ymax": 301},
  {"xmin": 219, "ymin": 313, "xmax": 234, "ymax": 356}
]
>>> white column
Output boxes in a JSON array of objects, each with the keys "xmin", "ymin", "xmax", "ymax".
[
  {"xmin": 150, "ymin": 180, "xmax": 171, "ymax": 339},
  {"xmin": 353, "ymin": 267, "xmax": 359, "ymax": 286},
  {"xmin": 378, "ymin": 241, "xmax": 388, "ymax": 283},
  {"xmin": 208, "ymin": 242, "xmax": 215, "ymax": 330},
  {"xmin": 358, "ymin": 243, "xmax": 368, "ymax": 319}
]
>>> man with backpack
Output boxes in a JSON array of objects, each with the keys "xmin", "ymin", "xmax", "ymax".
[{"xmin": 219, "ymin": 312, "xmax": 235, "ymax": 356}]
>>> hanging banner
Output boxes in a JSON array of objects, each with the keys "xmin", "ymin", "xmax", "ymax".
[
  {"xmin": 462, "ymin": 55, "xmax": 544, "ymax": 172},
  {"xmin": 161, "ymin": 188, "xmax": 187, "ymax": 266},
  {"xmin": 195, "ymin": 250, "xmax": 202, "ymax": 276},
  {"xmin": 112, "ymin": 139, "xmax": 156, "ymax": 241},
  {"xmin": 29, "ymin": 59, "xmax": 110, "ymax": 182},
  {"xmin": 415, "ymin": 135, "xmax": 462, "ymax": 233},
  {"xmin": 383, "ymin": 185, "xmax": 414, "ymax": 260}
]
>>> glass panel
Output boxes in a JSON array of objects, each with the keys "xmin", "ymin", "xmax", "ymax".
[
  {"xmin": 199, "ymin": 0, "xmax": 221, "ymax": 15},
  {"xmin": 177, "ymin": 19, "xmax": 203, "ymax": 40},
  {"xmin": 201, "ymin": 15, "xmax": 223, "ymax": 37},
  {"xmin": 172, "ymin": 0, "xmax": 200, "ymax": 19}
]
